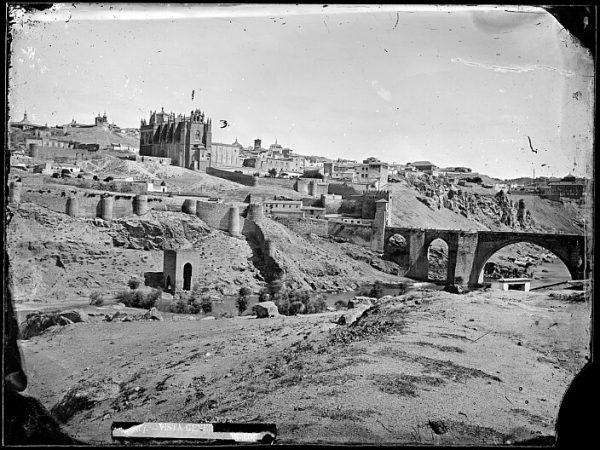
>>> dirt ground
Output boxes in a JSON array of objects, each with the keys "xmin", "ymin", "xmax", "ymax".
[{"xmin": 17, "ymin": 288, "xmax": 590, "ymax": 445}]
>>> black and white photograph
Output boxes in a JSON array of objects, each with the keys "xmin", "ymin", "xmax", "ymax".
[{"xmin": 4, "ymin": 3, "xmax": 595, "ymax": 446}]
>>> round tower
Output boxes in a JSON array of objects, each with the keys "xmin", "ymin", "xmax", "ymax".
[
  {"xmin": 100, "ymin": 194, "xmax": 114, "ymax": 222},
  {"xmin": 8, "ymin": 181, "xmax": 22, "ymax": 205},
  {"xmin": 247, "ymin": 203, "xmax": 264, "ymax": 222},
  {"xmin": 66, "ymin": 196, "xmax": 80, "ymax": 217},
  {"xmin": 229, "ymin": 205, "xmax": 241, "ymax": 237},
  {"xmin": 133, "ymin": 194, "xmax": 149, "ymax": 216},
  {"xmin": 182, "ymin": 199, "xmax": 197, "ymax": 215}
]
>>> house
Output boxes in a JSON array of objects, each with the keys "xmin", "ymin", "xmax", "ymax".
[
  {"xmin": 547, "ymin": 175, "xmax": 587, "ymax": 199},
  {"xmin": 407, "ymin": 161, "xmax": 438, "ymax": 175}
]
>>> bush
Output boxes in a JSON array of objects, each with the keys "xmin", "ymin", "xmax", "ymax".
[
  {"xmin": 288, "ymin": 301, "xmax": 305, "ymax": 315},
  {"xmin": 236, "ymin": 287, "xmax": 250, "ymax": 315},
  {"xmin": 116, "ymin": 288, "xmax": 160, "ymax": 309},
  {"xmin": 306, "ymin": 295, "xmax": 327, "ymax": 314},
  {"xmin": 89, "ymin": 292, "xmax": 104, "ymax": 306},
  {"xmin": 369, "ymin": 281, "xmax": 385, "ymax": 299},
  {"xmin": 200, "ymin": 296, "xmax": 213, "ymax": 314},
  {"xmin": 128, "ymin": 277, "xmax": 141, "ymax": 290},
  {"xmin": 170, "ymin": 298, "xmax": 188, "ymax": 314},
  {"xmin": 258, "ymin": 287, "xmax": 270, "ymax": 302},
  {"xmin": 115, "ymin": 290, "xmax": 135, "ymax": 306},
  {"xmin": 334, "ymin": 299, "xmax": 348, "ymax": 310}
]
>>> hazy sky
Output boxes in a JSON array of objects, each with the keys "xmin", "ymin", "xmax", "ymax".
[{"xmin": 7, "ymin": 4, "xmax": 594, "ymax": 179}]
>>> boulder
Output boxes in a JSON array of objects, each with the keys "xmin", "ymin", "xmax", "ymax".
[
  {"xmin": 338, "ymin": 304, "xmax": 372, "ymax": 326},
  {"xmin": 58, "ymin": 310, "xmax": 88, "ymax": 323},
  {"xmin": 443, "ymin": 285, "xmax": 464, "ymax": 294},
  {"xmin": 57, "ymin": 316, "xmax": 74, "ymax": 326},
  {"xmin": 252, "ymin": 301, "xmax": 280, "ymax": 318},
  {"xmin": 108, "ymin": 311, "xmax": 129, "ymax": 322},
  {"xmin": 143, "ymin": 307, "xmax": 163, "ymax": 321},
  {"xmin": 20, "ymin": 313, "xmax": 61, "ymax": 339},
  {"xmin": 347, "ymin": 296, "xmax": 375, "ymax": 309}
]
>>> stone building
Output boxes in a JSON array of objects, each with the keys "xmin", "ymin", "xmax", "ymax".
[
  {"xmin": 139, "ymin": 108, "xmax": 212, "ymax": 169},
  {"xmin": 209, "ymin": 142, "xmax": 243, "ymax": 167}
]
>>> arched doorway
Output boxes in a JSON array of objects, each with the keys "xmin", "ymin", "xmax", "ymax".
[
  {"xmin": 479, "ymin": 242, "xmax": 572, "ymax": 288},
  {"xmin": 183, "ymin": 263, "xmax": 192, "ymax": 291},
  {"xmin": 427, "ymin": 238, "xmax": 449, "ymax": 282}
]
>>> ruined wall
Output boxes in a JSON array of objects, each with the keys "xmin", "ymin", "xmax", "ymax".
[
  {"xmin": 272, "ymin": 217, "xmax": 329, "ymax": 236},
  {"xmin": 327, "ymin": 222, "xmax": 373, "ymax": 248},
  {"xmin": 206, "ymin": 167, "xmax": 257, "ymax": 186}
]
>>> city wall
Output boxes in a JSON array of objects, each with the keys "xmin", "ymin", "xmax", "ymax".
[
  {"xmin": 206, "ymin": 167, "xmax": 258, "ymax": 186},
  {"xmin": 29, "ymin": 144, "xmax": 94, "ymax": 161},
  {"xmin": 195, "ymin": 201, "xmax": 247, "ymax": 232},
  {"xmin": 259, "ymin": 177, "xmax": 296, "ymax": 189}
]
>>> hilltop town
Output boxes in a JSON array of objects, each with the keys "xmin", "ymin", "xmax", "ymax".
[{"xmin": 6, "ymin": 107, "xmax": 593, "ymax": 446}]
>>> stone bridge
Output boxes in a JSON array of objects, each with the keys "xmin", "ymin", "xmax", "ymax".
[{"xmin": 382, "ymin": 227, "xmax": 587, "ymax": 286}]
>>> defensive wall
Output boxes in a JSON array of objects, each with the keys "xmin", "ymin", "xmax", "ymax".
[
  {"xmin": 260, "ymin": 177, "xmax": 297, "ymax": 189},
  {"xmin": 29, "ymin": 143, "xmax": 96, "ymax": 161},
  {"xmin": 206, "ymin": 167, "xmax": 258, "ymax": 186},
  {"xmin": 327, "ymin": 182, "xmax": 371, "ymax": 198},
  {"xmin": 195, "ymin": 200, "xmax": 248, "ymax": 232}
]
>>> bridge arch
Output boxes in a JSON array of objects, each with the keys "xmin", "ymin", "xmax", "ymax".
[
  {"xmin": 426, "ymin": 237, "xmax": 450, "ymax": 282},
  {"xmin": 470, "ymin": 234, "xmax": 584, "ymax": 286}
]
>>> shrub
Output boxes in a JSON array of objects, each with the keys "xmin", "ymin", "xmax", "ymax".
[
  {"xmin": 369, "ymin": 281, "xmax": 385, "ymax": 299},
  {"xmin": 289, "ymin": 301, "xmax": 306, "ymax": 315},
  {"xmin": 116, "ymin": 288, "xmax": 160, "ymax": 309},
  {"xmin": 170, "ymin": 298, "xmax": 188, "ymax": 314},
  {"xmin": 115, "ymin": 290, "xmax": 135, "ymax": 306},
  {"xmin": 128, "ymin": 277, "xmax": 141, "ymax": 290},
  {"xmin": 236, "ymin": 296, "xmax": 249, "ymax": 315},
  {"xmin": 139, "ymin": 289, "xmax": 161, "ymax": 309},
  {"xmin": 89, "ymin": 292, "xmax": 104, "ymax": 306},
  {"xmin": 334, "ymin": 299, "xmax": 348, "ymax": 310},
  {"xmin": 200, "ymin": 296, "xmax": 213, "ymax": 314},
  {"xmin": 258, "ymin": 287, "xmax": 270, "ymax": 302},
  {"xmin": 306, "ymin": 295, "xmax": 327, "ymax": 314}
]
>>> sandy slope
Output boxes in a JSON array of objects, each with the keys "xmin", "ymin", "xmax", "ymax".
[{"xmin": 17, "ymin": 289, "xmax": 590, "ymax": 445}]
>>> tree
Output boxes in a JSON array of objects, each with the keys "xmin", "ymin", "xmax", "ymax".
[
  {"xmin": 369, "ymin": 281, "xmax": 384, "ymax": 299},
  {"xmin": 268, "ymin": 168, "xmax": 278, "ymax": 178},
  {"xmin": 236, "ymin": 287, "xmax": 251, "ymax": 315},
  {"xmin": 128, "ymin": 277, "xmax": 141, "ymax": 290},
  {"xmin": 201, "ymin": 296, "xmax": 213, "ymax": 314}
]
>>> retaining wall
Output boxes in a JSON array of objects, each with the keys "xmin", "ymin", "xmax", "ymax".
[
  {"xmin": 206, "ymin": 167, "xmax": 258, "ymax": 186},
  {"xmin": 258, "ymin": 177, "xmax": 296, "ymax": 189}
]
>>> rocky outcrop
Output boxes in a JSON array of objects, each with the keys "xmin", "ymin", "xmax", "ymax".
[
  {"xmin": 107, "ymin": 212, "xmax": 211, "ymax": 250},
  {"xmin": 19, "ymin": 310, "xmax": 88, "ymax": 340},
  {"xmin": 405, "ymin": 174, "xmax": 534, "ymax": 230}
]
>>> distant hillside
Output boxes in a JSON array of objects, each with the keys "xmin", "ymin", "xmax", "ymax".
[{"xmin": 52, "ymin": 127, "xmax": 139, "ymax": 149}]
